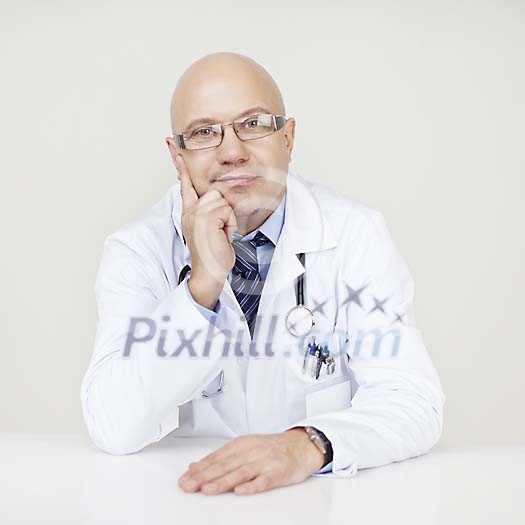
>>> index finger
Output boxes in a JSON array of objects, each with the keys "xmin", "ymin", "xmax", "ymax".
[
  {"xmin": 176, "ymin": 155, "xmax": 198, "ymax": 212},
  {"xmin": 181, "ymin": 439, "xmax": 239, "ymax": 478}
]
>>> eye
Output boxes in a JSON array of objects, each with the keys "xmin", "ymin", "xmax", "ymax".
[
  {"xmin": 193, "ymin": 127, "xmax": 213, "ymax": 137},
  {"xmin": 240, "ymin": 116, "xmax": 261, "ymax": 129}
]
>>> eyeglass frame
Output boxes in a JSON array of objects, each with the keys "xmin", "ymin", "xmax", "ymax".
[{"xmin": 172, "ymin": 113, "xmax": 287, "ymax": 150}]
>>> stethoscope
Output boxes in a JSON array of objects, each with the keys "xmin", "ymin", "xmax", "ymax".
[{"xmin": 177, "ymin": 252, "xmax": 315, "ymax": 397}]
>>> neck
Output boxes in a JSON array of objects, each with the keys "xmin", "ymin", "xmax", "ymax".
[
  {"xmin": 234, "ymin": 208, "xmax": 271, "ymax": 236},
  {"xmin": 234, "ymin": 189, "xmax": 285, "ymax": 236}
]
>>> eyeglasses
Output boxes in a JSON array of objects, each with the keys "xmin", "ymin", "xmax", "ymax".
[{"xmin": 173, "ymin": 113, "xmax": 287, "ymax": 150}]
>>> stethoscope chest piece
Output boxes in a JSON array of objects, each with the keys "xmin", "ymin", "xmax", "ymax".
[{"xmin": 285, "ymin": 305, "xmax": 315, "ymax": 337}]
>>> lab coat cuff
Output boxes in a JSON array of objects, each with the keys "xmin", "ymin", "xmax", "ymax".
[{"xmin": 184, "ymin": 279, "xmax": 222, "ymax": 327}]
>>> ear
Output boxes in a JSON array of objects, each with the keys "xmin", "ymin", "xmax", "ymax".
[
  {"xmin": 283, "ymin": 117, "xmax": 296, "ymax": 161},
  {"xmin": 165, "ymin": 136, "xmax": 181, "ymax": 167}
]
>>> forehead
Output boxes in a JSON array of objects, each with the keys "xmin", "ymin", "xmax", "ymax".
[{"xmin": 175, "ymin": 75, "xmax": 281, "ymax": 131}]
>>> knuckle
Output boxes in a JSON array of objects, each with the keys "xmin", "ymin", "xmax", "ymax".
[
  {"xmin": 257, "ymin": 475, "xmax": 271, "ymax": 490},
  {"xmin": 211, "ymin": 204, "xmax": 232, "ymax": 217},
  {"xmin": 211, "ymin": 480, "xmax": 226, "ymax": 492},
  {"xmin": 232, "ymin": 435, "xmax": 247, "ymax": 447},
  {"xmin": 269, "ymin": 460, "xmax": 286, "ymax": 476},
  {"xmin": 210, "ymin": 460, "xmax": 228, "ymax": 475},
  {"xmin": 266, "ymin": 470, "xmax": 281, "ymax": 484},
  {"xmin": 188, "ymin": 462, "xmax": 201, "ymax": 474},
  {"xmin": 238, "ymin": 435, "xmax": 257, "ymax": 447},
  {"xmin": 237, "ymin": 464, "xmax": 253, "ymax": 479},
  {"xmin": 203, "ymin": 189, "xmax": 222, "ymax": 201},
  {"xmin": 182, "ymin": 204, "xmax": 196, "ymax": 218},
  {"xmin": 181, "ymin": 214, "xmax": 194, "ymax": 231},
  {"xmin": 193, "ymin": 206, "xmax": 205, "ymax": 218}
]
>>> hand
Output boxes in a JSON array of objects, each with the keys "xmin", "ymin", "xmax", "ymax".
[
  {"xmin": 176, "ymin": 155, "xmax": 237, "ymax": 309},
  {"xmin": 177, "ymin": 428, "xmax": 325, "ymax": 496}
]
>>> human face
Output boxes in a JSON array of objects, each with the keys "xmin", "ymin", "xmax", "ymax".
[{"xmin": 166, "ymin": 78, "xmax": 295, "ymax": 231}]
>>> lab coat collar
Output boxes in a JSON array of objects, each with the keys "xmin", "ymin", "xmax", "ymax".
[
  {"xmin": 278, "ymin": 171, "xmax": 338, "ymax": 255},
  {"xmin": 257, "ymin": 171, "xmax": 338, "ymax": 298}
]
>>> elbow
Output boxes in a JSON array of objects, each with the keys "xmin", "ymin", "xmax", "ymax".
[
  {"xmin": 90, "ymin": 435, "xmax": 147, "ymax": 456},
  {"xmin": 409, "ymin": 380, "xmax": 445, "ymax": 456},
  {"xmin": 418, "ymin": 399, "xmax": 445, "ymax": 456},
  {"xmin": 395, "ymin": 389, "xmax": 445, "ymax": 460},
  {"xmin": 80, "ymin": 383, "xmax": 159, "ymax": 457},
  {"xmin": 82, "ymin": 412, "xmax": 158, "ymax": 456},
  {"xmin": 430, "ymin": 402, "xmax": 445, "ymax": 447}
]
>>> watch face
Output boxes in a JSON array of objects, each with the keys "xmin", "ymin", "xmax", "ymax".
[
  {"xmin": 305, "ymin": 427, "xmax": 327, "ymax": 454},
  {"xmin": 314, "ymin": 436, "xmax": 327, "ymax": 454}
]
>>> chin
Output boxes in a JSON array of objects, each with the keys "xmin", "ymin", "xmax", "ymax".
[
  {"xmin": 227, "ymin": 191, "xmax": 256, "ymax": 210},
  {"xmin": 228, "ymin": 186, "xmax": 278, "ymax": 216},
  {"xmin": 232, "ymin": 202, "xmax": 258, "ymax": 218}
]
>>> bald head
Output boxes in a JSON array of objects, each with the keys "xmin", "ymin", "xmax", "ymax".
[{"xmin": 169, "ymin": 52, "xmax": 286, "ymax": 133}]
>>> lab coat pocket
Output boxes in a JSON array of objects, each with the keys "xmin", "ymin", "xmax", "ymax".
[{"xmin": 305, "ymin": 379, "xmax": 352, "ymax": 418}]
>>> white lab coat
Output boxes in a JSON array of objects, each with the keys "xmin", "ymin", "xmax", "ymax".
[{"xmin": 81, "ymin": 172, "xmax": 445, "ymax": 478}]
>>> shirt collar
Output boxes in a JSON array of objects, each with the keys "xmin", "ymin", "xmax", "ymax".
[{"xmin": 232, "ymin": 191, "xmax": 286, "ymax": 246}]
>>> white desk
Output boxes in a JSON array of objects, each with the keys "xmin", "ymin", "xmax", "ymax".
[{"xmin": 0, "ymin": 432, "xmax": 523, "ymax": 524}]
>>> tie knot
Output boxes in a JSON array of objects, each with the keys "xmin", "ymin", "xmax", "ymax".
[
  {"xmin": 232, "ymin": 231, "xmax": 272, "ymax": 276},
  {"xmin": 249, "ymin": 231, "xmax": 272, "ymax": 248}
]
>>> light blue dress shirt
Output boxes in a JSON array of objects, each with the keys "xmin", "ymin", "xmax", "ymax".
[{"xmin": 182, "ymin": 190, "xmax": 333, "ymax": 474}]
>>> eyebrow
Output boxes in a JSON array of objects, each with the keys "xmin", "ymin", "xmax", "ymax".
[{"xmin": 182, "ymin": 105, "xmax": 275, "ymax": 132}]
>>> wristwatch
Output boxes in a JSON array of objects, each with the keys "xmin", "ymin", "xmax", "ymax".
[{"xmin": 303, "ymin": 426, "xmax": 333, "ymax": 468}]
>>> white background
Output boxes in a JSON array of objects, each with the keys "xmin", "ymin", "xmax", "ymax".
[{"xmin": 1, "ymin": 0, "xmax": 523, "ymax": 446}]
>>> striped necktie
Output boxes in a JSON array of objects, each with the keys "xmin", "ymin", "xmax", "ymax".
[{"xmin": 231, "ymin": 231, "xmax": 273, "ymax": 337}]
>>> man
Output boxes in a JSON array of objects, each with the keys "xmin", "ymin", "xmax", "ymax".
[{"xmin": 81, "ymin": 52, "xmax": 445, "ymax": 496}]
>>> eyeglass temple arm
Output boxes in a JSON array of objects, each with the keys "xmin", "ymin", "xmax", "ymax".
[
  {"xmin": 273, "ymin": 115, "xmax": 286, "ymax": 130},
  {"xmin": 173, "ymin": 134, "xmax": 185, "ymax": 149}
]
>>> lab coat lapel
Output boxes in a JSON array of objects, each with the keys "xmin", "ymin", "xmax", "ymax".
[
  {"xmin": 258, "ymin": 172, "xmax": 338, "ymax": 311},
  {"xmin": 247, "ymin": 174, "xmax": 338, "ymax": 432}
]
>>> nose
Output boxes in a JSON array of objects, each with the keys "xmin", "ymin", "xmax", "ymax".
[{"xmin": 216, "ymin": 124, "xmax": 249, "ymax": 166}]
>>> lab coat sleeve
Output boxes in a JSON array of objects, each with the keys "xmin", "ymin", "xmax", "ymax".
[
  {"xmin": 80, "ymin": 235, "xmax": 234, "ymax": 456},
  {"xmin": 284, "ymin": 210, "xmax": 446, "ymax": 479}
]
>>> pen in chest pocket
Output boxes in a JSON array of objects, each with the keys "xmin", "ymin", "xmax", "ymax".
[{"xmin": 303, "ymin": 336, "xmax": 336, "ymax": 379}]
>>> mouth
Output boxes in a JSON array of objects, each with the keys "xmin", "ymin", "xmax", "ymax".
[{"xmin": 215, "ymin": 174, "xmax": 260, "ymax": 186}]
